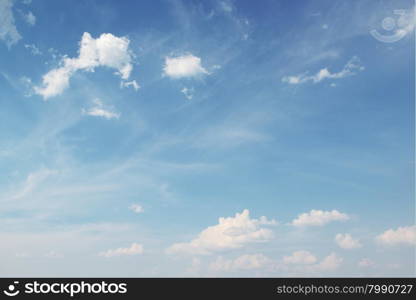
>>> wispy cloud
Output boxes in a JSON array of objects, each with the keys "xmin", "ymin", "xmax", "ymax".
[
  {"xmin": 35, "ymin": 32, "xmax": 135, "ymax": 99},
  {"xmin": 129, "ymin": 204, "xmax": 144, "ymax": 214},
  {"xmin": 99, "ymin": 243, "xmax": 144, "ymax": 257},
  {"xmin": 376, "ymin": 225, "xmax": 416, "ymax": 246}
]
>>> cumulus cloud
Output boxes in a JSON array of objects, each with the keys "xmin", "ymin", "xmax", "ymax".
[
  {"xmin": 163, "ymin": 54, "xmax": 208, "ymax": 79},
  {"xmin": 282, "ymin": 56, "xmax": 364, "ymax": 84},
  {"xmin": 120, "ymin": 80, "xmax": 140, "ymax": 91},
  {"xmin": 99, "ymin": 243, "xmax": 143, "ymax": 257},
  {"xmin": 283, "ymin": 250, "xmax": 317, "ymax": 265},
  {"xmin": 291, "ymin": 209, "xmax": 349, "ymax": 227},
  {"xmin": 166, "ymin": 209, "xmax": 277, "ymax": 255},
  {"xmin": 335, "ymin": 233, "xmax": 362, "ymax": 249},
  {"xmin": 181, "ymin": 87, "xmax": 194, "ymax": 100},
  {"xmin": 210, "ymin": 254, "xmax": 272, "ymax": 271},
  {"xmin": 129, "ymin": 204, "xmax": 144, "ymax": 214},
  {"xmin": 313, "ymin": 253, "xmax": 343, "ymax": 271},
  {"xmin": 0, "ymin": 0, "xmax": 22, "ymax": 47},
  {"xmin": 24, "ymin": 43, "xmax": 41, "ymax": 55},
  {"xmin": 376, "ymin": 225, "xmax": 416, "ymax": 246},
  {"xmin": 82, "ymin": 99, "xmax": 120, "ymax": 120},
  {"xmin": 280, "ymin": 251, "xmax": 343, "ymax": 273},
  {"xmin": 35, "ymin": 32, "xmax": 135, "ymax": 99}
]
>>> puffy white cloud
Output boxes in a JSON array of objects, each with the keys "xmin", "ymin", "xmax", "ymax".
[
  {"xmin": 282, "ymin": 56, "xmax": 364, "ymax": 85},
  {"xmin": 210, "ymin": 254, "xmax": 272, "ymax": 271},
  {"xmin": 24, "ymin": 43, "xmax": 41, "ymax": 55},
  {"xmin": 22, "ymin": 11, "xmax": 36, "ymax": 26},
  {"xmin": 99, "ymin": 243, "xmax": 143, "ymax": 257},
  {"xmin": 120, "ymin": 80, "xmax": 140, "ymax": 91},
  {"xmin": 11, "ymin": 168, "xmax": 57, "ymax": 200},
  {"xmin": 291, "ymin": 209, "xmax": 349, "ymax": 227},
  {"xmin": 129, "ymin": 204, "xmax": 144, "ymax": 214},
  {"xmin": 166, "ymin": 209, "xmax": 277, "ymax": 255},
  {"xmin": 181, "ymin": 87, "xmax": 194, "ymax": 100},
  {"xmin": 44, "ymin": 250, "xmax": 63, "ymax": 258},
  {"xmin": 314, "ymin": 253, "xmax": 343, "ymax": 271},
  {"xmin": 81, "ymin": 98, "xmax": 120, "ymax": 120},
  {"xmin": 376, "ymin": 225, "xmax": 416, "ymax": 246},
  {"xmin": 0, "ymin": 0, "xmax": 21, "ymax": 47},
  {"xmin": 283, "ymin": 250, "xmax": 317, "ymax": 265},
  {"xmin": 35, "ymin": 32, "xmax": 135, "ymax": 99},
  {"xmin": 335, "ymin": 233, "xmax": 362, "ymax": 249},
  {"xmin": 35, "ymin": 65, "xmax": 73, "ymax": 99},
  {"xmin": 358, "ymin": 258, "xmax": 375, "ymax": 268},
  {"xmin": 163, "ymin": 54, "xmax": 208, "ymax": 79}
]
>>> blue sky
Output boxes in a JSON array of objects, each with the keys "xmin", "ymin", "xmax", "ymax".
[{"xmin": 0, "ymin": 0, "xmax": 415, "ymax": 277}]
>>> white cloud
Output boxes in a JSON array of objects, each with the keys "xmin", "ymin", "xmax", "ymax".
[
  {"xmin": 335, "ymin": 233, "xmax": 362, "ymax": 249},
  {"xmin": 120, "ymin": 80, "xmax": 140, "ymax": 91},
  {"xmin": 24, "ymin": 43, "xmax": 41, "ymax": 55},
  {"xmin": 11, "ymin": 168, "xmax": 57, "ymax": 200},
  {"xmin": 22, "ymin": 11, "xmax": 36, "ymax": 26},
  {"xmin": 166, "ymin": 209, "xmax": 277, "ymax": 255},
  {"xmin": 0, "ymin": 0, "xmax": 21, "ymax": 47},
  {"xmin": 283, "ymin": 250, "xmax": 317, "ymax": 265},
  {"xmin": 358, "ymin": 258, "xmax": 375, "ymax": 268},
  {"xmin": 291, "ymin": 209, "xmax": 349, "ymax": 227},
  {"xmin": 376, "ymin": 225, "xmax": 416, "ymax": 246},
  {"xmin": 282, "ymin": 56, "xmax": 364, "ymax": 85},
  {"xmin": 99, "ymin": 243, "xmax": 143, "ymax": 257},
  {"xmin": 129, "ymin": 204, "xmax": 144, "ymax": 214},
  {"xmin": 163, "ymin": 54, "xmax": 208, "ymax": 79},
  {"xmin": 45, "ymin": 250, "xmax": 63, "ymax": 258},
  {"xmin": 210, "ymin": 254, "xmax": 272, "ymax": 271},
  {"xmin": 82, "ymin": 98, "xmax": 120, "ymax": 120},
  {"xmin": 181, "ymin": 87, "xmax": 194, "ymax": 100},
  {"xmin": 313, "ymin": 253, "xmax": 343, "ymax": 271},
  {"xmin": 35, "ymin": 32, "xmax": 134, "ymax": 99}
]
